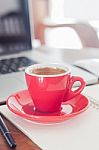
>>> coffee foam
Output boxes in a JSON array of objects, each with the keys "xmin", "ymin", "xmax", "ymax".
[{"xmin": 25, "ymin": 64, "xmax": 71, "ymax": 77}]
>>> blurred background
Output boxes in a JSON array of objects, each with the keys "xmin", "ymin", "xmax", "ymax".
[{"xmin": 31, "ymin": 0, "xmax": 99, "ymax": 49}]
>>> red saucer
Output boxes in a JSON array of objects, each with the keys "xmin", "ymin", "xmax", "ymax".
[{"xmin": 6, "ymin": 90, "xmax": 89, "ymax": 124}]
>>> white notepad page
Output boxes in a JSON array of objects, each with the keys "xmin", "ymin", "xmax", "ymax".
[
  {"xmin": 83, "ymin": 84, "xmax": 99, "ymax": 102},
  {"xmin": 1, "ymin": 84, "xmax": 99, "ymax": 150}
]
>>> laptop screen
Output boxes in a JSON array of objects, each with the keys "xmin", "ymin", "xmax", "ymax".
[{"xmin": 0, "ymin": 0, "xmax": 32, "ymax": 55}]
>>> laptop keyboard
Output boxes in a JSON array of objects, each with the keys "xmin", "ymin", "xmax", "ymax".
[{"xmin": 0, "ymin": 56, "xmax": 37, "ymax": 74}]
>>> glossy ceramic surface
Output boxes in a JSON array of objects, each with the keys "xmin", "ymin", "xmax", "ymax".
[
  {"xmin": 6, "ymin": 90, "xmax": 89, "ymax": 124},
  {"xmin": 25, "ymin": 64, "xmax": 85, "ymax": 113}
]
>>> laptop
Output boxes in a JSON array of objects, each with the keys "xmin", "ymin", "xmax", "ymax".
[
  {"xmin": 0, "ymin": 0, "xmax": 98, "ymax": 104},
  {"xmin": 0, "ymin": 0, "xmax": 41, "ymax": 103}
]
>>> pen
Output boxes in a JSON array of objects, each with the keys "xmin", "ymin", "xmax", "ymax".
[
  {"xmin": 0, "ymin": 115, "xmax": 16, "ymax": 149},
  {"xmin": 0, "ymin": 101, "xmax": 6, "ymax": 106}
]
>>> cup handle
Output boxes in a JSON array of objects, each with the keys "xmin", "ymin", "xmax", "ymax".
[{"xmin": 63, "ymin": 76, "xmax": 85, "ymax": 102}]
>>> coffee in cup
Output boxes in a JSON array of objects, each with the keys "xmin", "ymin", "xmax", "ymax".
[{"xmin": 31, "ymin": 67, "xmax": 66, "ymax": 75}]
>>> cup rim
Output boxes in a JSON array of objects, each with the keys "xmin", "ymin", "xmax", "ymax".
[{"xmin": 25, "ymin": 63, "xmax": 71, "ymax": 77}]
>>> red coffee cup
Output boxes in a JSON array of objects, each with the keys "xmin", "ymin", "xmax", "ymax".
[{"xmin": 25, "ymin": 63, "xmax": 85, "ymax": 113}]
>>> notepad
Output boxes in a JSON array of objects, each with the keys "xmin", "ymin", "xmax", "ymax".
[{"xmin": 0, "ymin": 84, "xmax": 99, "ymax": 150}]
